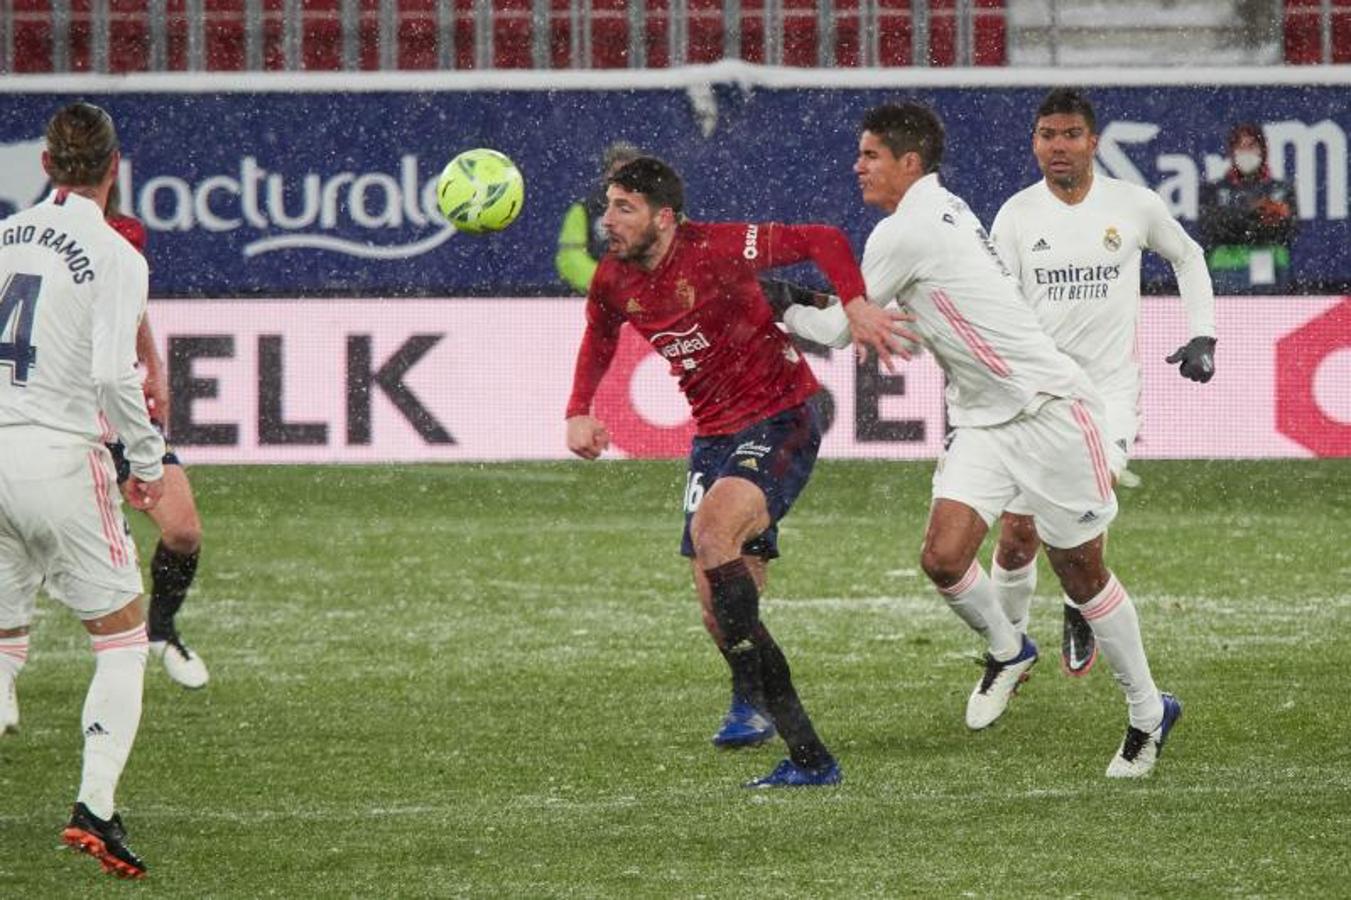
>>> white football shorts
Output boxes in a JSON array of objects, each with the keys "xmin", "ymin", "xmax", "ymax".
[
  {"xmin": 933, "ymin": 395, "xmax": 1119, "ymax": 549},
  {"xmin": 0, "ymin": 429, "xmax": 143, "ymax": 628},
  {"xmin": 1006, "ymin": 387, "xmax": 1138, "ymax": 516}
]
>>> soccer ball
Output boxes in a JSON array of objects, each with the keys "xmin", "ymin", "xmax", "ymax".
[{"xmin": 436, "ymin": 148, "xmax": 525, "ymax": 234}]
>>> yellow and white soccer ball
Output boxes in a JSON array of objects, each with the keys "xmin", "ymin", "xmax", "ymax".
[{"xmin": 436, "ymin": 148, "xmax": 525, "ymax": 234}]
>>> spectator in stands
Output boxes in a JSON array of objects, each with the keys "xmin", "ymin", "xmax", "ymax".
[
  {"xmin": 555, "ymin": 142, "xmax": 644, "ymax": 294},
  {"xmin": 1198, "ymin": 123, "xmax": 1299, "ymax": 294}
]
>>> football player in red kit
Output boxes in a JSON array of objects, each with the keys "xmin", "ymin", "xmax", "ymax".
[
  {"xmin": 565, "ymin": 156, "xmax": 910, "ymax": 787},
  {"xmin": 105, "ymin": 188, "xmax": 209, "ymax": 690}
]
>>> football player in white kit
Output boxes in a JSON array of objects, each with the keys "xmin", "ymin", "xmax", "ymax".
[
  {"xmin": 0, "ymin": 102, "xmax": 163, "ymax": 877},
  {"xmin": 783, "ymin": 102, "xmax": 1181, "ymax": 777},
  {"xmin": 988, "ymin": 88, "xmax": 1216, "ymax": 679}
]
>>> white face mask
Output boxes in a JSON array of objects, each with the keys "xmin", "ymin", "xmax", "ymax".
[{"xmin": 1234, "ymin": 150, "xmax": 1263, "ymax": 175}]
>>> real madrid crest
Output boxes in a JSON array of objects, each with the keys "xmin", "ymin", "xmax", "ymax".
[
  {"xmin": 1103, "ymin": 226, "xmax": 1122, "ymax": 252},
  {"xmin": 675, "ymin": 278, "xmax": 696, "ymax": 310}
]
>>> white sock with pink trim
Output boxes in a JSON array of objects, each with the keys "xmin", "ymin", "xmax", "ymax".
[
  {"xmin": 77, "ymin": 624, "xmax": 148, "ymax": 820},
  {"xmin": 0, "ymin": 633, "xmax": 27, "ymax": 682},
  {"xmin": 992, "ymin": 559, "xmax": 1037, "ymax": 635},
  {"xmin": 0, "ymin": 633, "xmax": 28, "ymax": 731},
  {"xmin": 939, "ymin": 561, "xmax": 1022, "ymax": 660},
  {"xmin": 1079, "ymin": 575, "xmax": 1163, "ymax": 731}
]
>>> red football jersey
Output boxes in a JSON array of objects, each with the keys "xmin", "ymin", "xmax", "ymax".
[
  {"xmin": 568, "ymin": 221, "xmax": 867, "ymax": 436},
  {"xmin": 107, "ymin": 213, "xmax": 147, "ymax": 256}
]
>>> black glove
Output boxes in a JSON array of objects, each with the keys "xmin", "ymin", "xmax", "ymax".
[
  {"xmin": 1165, "ymin": 336, "xmax": 1216, "ymax": 383},
  {"xmin": 758, "ymin": 277, "xmax": 835, "ymax": 321}
]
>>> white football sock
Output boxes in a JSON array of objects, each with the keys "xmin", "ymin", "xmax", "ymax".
[
  {"xmin": 992, "ymin": 559, "xmax": 1037, "ymax": 634},
  {"xmin": 939, "ymin": 561, "xmax": 1022, "ymax": 660},
  {"xmin": 0, "ymin": 633, "xmax": 28, "ymax": 681},
  {"xmin": 77, "ymin": 625, "xmax": 148, "ymax": 821},
  {"xmin": 1079, "ymin": 575, "xmax": 1163, "ymax": 731}
]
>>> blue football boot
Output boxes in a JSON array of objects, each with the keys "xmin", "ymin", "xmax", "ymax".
[
  {"xmin": 744, "ymin": 757, "xmax": 843, "ymax": 788},
  {"xmin": 711, "ymin": 697, "xmax": 776, "ymax": 749}
]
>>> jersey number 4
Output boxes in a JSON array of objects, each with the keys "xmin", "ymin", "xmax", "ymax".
[{"xmin": 0, "ymin": 273, "xmax": 41, "ymax": 385}]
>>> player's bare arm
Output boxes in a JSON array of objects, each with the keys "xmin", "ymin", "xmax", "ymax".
[{"xmin": 136, "ymin": 316, "xmax": 170, "ymax": 426}]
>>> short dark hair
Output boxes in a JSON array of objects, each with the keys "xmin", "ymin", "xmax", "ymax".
[
  {"xmin": 860, "ymin": 103, "xmax": 944, "ymax": 174},
  {"xmin": 1035, "ymin": 88, "xmax": 1097, "ymax": 134},
  {"xmin": 45, "ymin": 101, "xmax": 119, "ymax": 187},
  {"xmin": 1227, "ymin": 122, "xmax": 1267, "ymax": 156},
  {"xmin": 607, "ymin": 156, "xmax": 684, "ymax": 216}
]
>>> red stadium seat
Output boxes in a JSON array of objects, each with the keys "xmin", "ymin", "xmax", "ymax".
[
  {"xmin": 202, "ymin": 0, "xmax": 245, "ymax": 70},
  {"xmin": 109, "ymin": 0, "xmax": 150, "ymax": 72},
  {"xmin": 687, "ymin": 0, "xmax": 725, "ymax": 64},
  {"xmin": 974, "ymin": 0, "xmax": 1006, "ymax": 66},
  {"xmin": 302, "ymin": 0, "xmax": 343, "ymax": 71},
  {"xmin": 12, "ymin": 0, "xmax": 56, "ymax": 73}
]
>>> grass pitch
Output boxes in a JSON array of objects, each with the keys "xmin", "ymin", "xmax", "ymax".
[{"xmin": 1, "ymin": 459, "xmax": 1349, "ymax": 897}]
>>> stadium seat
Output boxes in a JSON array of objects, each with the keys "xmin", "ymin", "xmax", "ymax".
[
  {"xmin": 109, "ymin": 0, "xmax": 150, "ymax": 73},
  {"xmin": 1284, "ymin": 0, "xmax": 1351, "ymax": 64}
]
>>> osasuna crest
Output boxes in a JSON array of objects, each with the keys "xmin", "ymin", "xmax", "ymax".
[
  {"xmin": 1103, "ymin": 226, "xmax": 1122, "ymax": 252},
  {"xmin": 675, "ymin": 278, "xmax": 696, "ymax": 310}
]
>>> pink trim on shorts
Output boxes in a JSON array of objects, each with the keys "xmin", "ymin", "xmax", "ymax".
[
  {"xmin": 96, "ymin": 411, "xmax": 116, "ymax": 443},
  {"xmin": 87, "ymin": 450, "xmax": 128, "ymax": 568},
  {"xmin": 1081, "ymin": 577, "xmax": 1126, "ymax": 621},
  {"xmin": 937, "ymin": 560, "xmax": 982, "ymax": 597},
  {"xmin": 931, "ymin": 289, "xmax": 1012, "ymax": 378},
  {"xmin": 1070, "ymin": 400, "xmax": 1113, "ymax": 502},
  {"xmin": 92, "ymin": 626, "xmax": 148, "ymax": 654}
]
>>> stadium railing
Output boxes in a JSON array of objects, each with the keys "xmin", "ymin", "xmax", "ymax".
[{"xmin": 0, "ymin": 0, "xmax": 1009, "ymax": 73}]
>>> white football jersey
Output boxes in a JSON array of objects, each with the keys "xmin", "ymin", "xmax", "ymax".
[
  {"xmin": 861, "ymin": 175, "xmax": 1097, "ymax": 427},
  {"xmin": 990, "ymin": 175, "xmax": 1215, "ymax": 398},
  {"xmin": 0, "ymin": 190, "xmax": 164, "ymax": 479}
]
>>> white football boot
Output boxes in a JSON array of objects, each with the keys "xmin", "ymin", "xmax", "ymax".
[
  {"xmin": 966, "ymin": 634, "xmax": 1039, "ymax": 730},
  {"xmin": 151, "ymin": 638, "xmax": 209, "ymax": 689},
  {"xmin": 1107, "ymin": 692, "xmax": 1183, "ymax": 778}
]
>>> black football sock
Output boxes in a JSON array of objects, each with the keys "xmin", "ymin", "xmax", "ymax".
[
  {"xmin": 753, "ymin": 624, "xmax": 833, "ymax": 771},
  {"xmin": 148, "ymin": 541, "xmax": 199, "ymax": 642},
  {"xmin": 719, "ymin": 642, "xmax": 764, "ymax": 708},
  {"xmin": 705, "ymin": 559, "xmax": 831, "ymax": 768},
  {"xmin": 706, "ymin": 559, "xmax": 766, "ymax": 706}
]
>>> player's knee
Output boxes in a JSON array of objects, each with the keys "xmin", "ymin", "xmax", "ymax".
[
  {"xmin": 995, "ymin": 535, "xmax": 1038, "ymax": 571},
  {"xmin": 160, "ymin": 521, "xmax": 202, "ymax": 555},
  {"xmin": 920, "ymin": 544, "xmax": 969, "ymax": 589},
  {"xmin": 994, "ymin": 516, "xmax": 1039, "ymax": 570},
  {"xmin": 689, "ymin": 519, "xmax": 736, "ymax": 568}
]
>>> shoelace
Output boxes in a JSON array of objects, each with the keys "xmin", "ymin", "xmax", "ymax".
[
  {"xmin": 1119, "ymin": 725, "xmax": 1151, "ymax": 762},
  {"xmin": 977, "ymin": 654, "xmax": 1009, "ymax": 693},
  {"xmin": 166, "ymin": 635, "xmax": 193, "ymax": 660}
]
